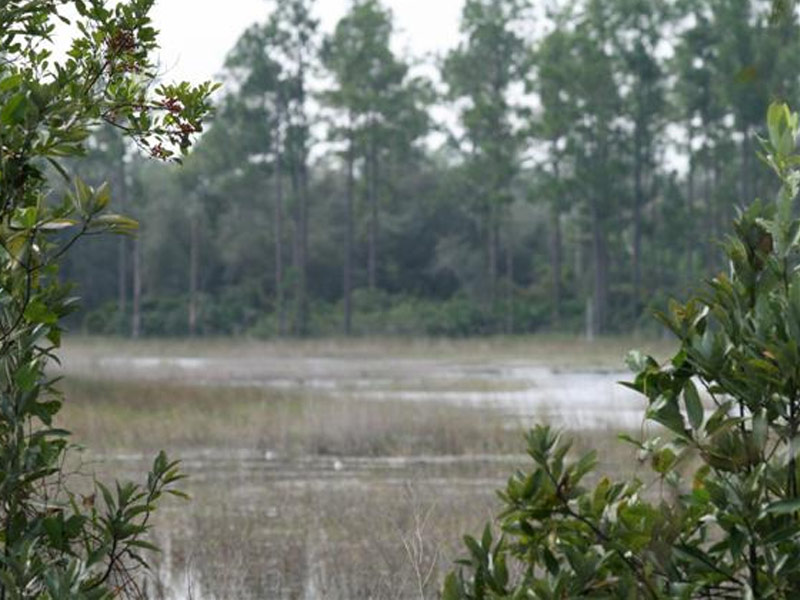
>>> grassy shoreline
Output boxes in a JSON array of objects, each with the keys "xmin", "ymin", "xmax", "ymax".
[{"xmin": 58, "ymin": 333, "xmax": 676, "ymax": 370}]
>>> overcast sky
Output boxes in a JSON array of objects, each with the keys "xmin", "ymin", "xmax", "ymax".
[{"xmin": 149, "ymin": 0, "xmax": 465, "ymax": 86}]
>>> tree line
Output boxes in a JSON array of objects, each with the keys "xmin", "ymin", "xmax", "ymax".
[{"xmin": 62, "ymin": 0, "xmax": 800, "ymax": 338}]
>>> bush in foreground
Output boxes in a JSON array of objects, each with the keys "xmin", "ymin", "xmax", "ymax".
[
  {"xmin": 445, "ymin": 104, "xmax": 800, "ymax": 598},
  {"xmin": 0, "ymin": 1, "xmax": 214, "ymax": 596}
]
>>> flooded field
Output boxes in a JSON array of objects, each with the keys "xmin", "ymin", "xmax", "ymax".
[{"xmin": 54, "ymin": 337, "xmax": 671, "ymax": 599}]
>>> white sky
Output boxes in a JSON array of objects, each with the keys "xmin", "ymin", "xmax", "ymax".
[{"xmin": 149, "ymin": 0, "xmax": 465, "ymax": 86}]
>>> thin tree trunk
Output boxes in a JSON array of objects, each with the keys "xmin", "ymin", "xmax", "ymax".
[
  {"xmin": 741, "ymin": 126, "xmax": 750, "ymax": 203},
  {"xmin": 591, "ymin": 197, "xmax": 609, "ymax": 336},
  {"xmin": 298, "ymin": 159, "xmax": 310, "ymax": 336},
  {"xmin": 703, "ymin": 146, "xmax": 713, "ymax": 272},
  {"xmin": 289, "ymin": 50, "xmax": 310, "ymax": 336},
  {"xmin": 287, "ymin": 141, "xmax": 310, "ymax": 337},
  {"xmin": 633, "ymin": 125, "xmax": 643, "ymax": 317},
  {"xmin": 116, "ymin": 159, "xmax": 127, "ymax": 331},
  {"xmin": 367, "ymin": 127, "xmax": 379, "ymax": 291},
  {"xmin": 686, "ymin": 123, "xmax": 695, "ymax": 290},
  {"xmin": 290, "ymin": 158, "xmax": 309, "ymax": 337},
  {"xmin": 188, "ymin": 214, "xmax": 198, "ymax": 336},
  {"xmin": 343, "ymin": 127, "xmax": 355, "ymax": 335},
  {"xmin": 712, "ymin": 153, "xmax": 720, "ymax": 273},
  {"xmin": 131, "ymin": 236, "xmax": 142, "ymax": 339},
  {"xmin": 290, "ymin": 158, "xmax": 301, "ymax": 336},
  {"xmin": 550, "ymin": 156, "xmax": 562, "ymax": 328},
  {"xmin": 274, "ymin": 120, "xmax": 286, "ymax": 336},
  {"xmin": 488, "ymin": 202, "xmax": 498, "ymax": 306},
  {"xmin": 505, "ymin": 215, "xmax": 514, "ymax": 335}
]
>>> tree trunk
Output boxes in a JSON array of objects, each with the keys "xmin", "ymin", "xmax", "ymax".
[
  {"xmin": 703, "ymin": 146, "xmax": 714, "ymax": 272},
  {"xmin": 116, "ymin": 159, "xmax": 127, "ymax": 332},
  {"xmin": 686, "ymin": 123, "xmax": 695, "ymax": 290},
  {"xmin": 367, "ymin": 127, "xmax": 379, "ymax": 291},
  {"xmin": 288, "ymin": 49, "xmax": 310, "ymax": 336},
  {"xmin": 300, "ymin": 163, "xmax": 311, "ymax": 335},
  {"xmin": 289, "ymin": 153, "xmax": 309, "ymax": 336},
  {"xmin": 550, "ymin": 156, "xmax": 562, "ymax": 328},
  {"xmin": 712, "ymin": 153, "xmax": 720, "ymax": 272},
  {"xmin": 293, "ymin": 159, "xmax": 308, "ymax": 336},
  {"xmin": 343, "ymin": 128, "xmax": 355, "ymax": 335},
  {"xmin": 505, "ymin": 215, "xmax": 514, "ymax": 335},
  {"xmin": 591, "ymin": 197, "xmax": 609, "ymax": 336},
  {"xmin": 188, "ymin": 214, "xmax": 199, "ymax": 336},
  {"xmin": 488, "ymin": 202, "xmax": 498, "ymax": 306},
  {"xmin": 741, "ymin": 125, "xmax": 750, "ymax": 203},
  {"xmin": 274, "ymin": 121, "xmax": 286, "ymax": 336},
  {"xmin": 550, "ymin": 205, "xmax": 562, "ymax": 329},
  {"xmin": 633, "ymin": 124, "xmax": 643, "ymax": 317},
  {"xmin": 290, "ymin": 159, "xmax": 301, "ymax": 335},
  {"xmin": 131, "ymin": 236, "xmax": 142, "ymax": 339}
]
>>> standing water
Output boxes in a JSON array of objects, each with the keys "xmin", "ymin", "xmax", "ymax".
[{"xmin": 56, "ymin": 340, "xmax": 660, "ymax": 599}]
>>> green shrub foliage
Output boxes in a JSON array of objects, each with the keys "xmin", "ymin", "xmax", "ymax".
[
  {"xmin": 0, "ymin": 1, "xmax": 215, "ymax": 597},
  {"xmin": 444, "ymin": 103, "xmax": 800, "ymax": 598}
]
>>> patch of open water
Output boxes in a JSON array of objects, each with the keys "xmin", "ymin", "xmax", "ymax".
[{"xmin": 73, "ymin": 354, "xmax": 644, "ymax": 429}]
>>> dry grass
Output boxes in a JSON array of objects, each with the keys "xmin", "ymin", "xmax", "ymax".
[
  {"xmin": 59, "ymin": 378, "xmax": 529, "ymax": 457},
  {"xmin": 142, "ymin": 476, "xmax": 502, "ymax": 600},
  {"xmin": 52, "ymin": 336, "xmax": 658, "ymax": 599},
  {"xmin": 60, "ymin": 334, "xmax": 676, "ymax": 369}
]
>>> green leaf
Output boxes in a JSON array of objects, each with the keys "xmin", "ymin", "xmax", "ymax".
[
  {"xmin": 464, "ymin": 535, "xmax": 485, "ymax": 562},
  {"xmin": 39, "ymin": 219, "xmax": 78, "ymax": 231},
  {"xmin": 765, "ymin": 499, "xmax": 800, "ymax": 515},
  {"xmin": 24, "ymin": 299, "xmax": 58, "ymax": 325},
  {"xmin": 481, "ymin": 524, "xmax": 492, "ymax": 550},
  {"xmin": 618, "ymin": 433, "xmax": 644, "ymax": 449},
  {"xmin": 0, "ymin": 92, "xmax": 28, "ymax": 125},
  {"xmin": 625, "ymin": 350, "xmax": 656, "ymax": 373},
  {"xmin": 647, "ymin": 394, "xmax": 688, "ymax": 437},
  {"xmin": 442, "ymin": 573, "xmax": 461, "ymax": 600},
  {"xmin": 0, "ymin": 74, "xmax": 23, "ymax": 94},
  {"xmin": 683, "ymin": 380, "xmax": 704, "ymax": 430},
  {"xmin": 89, "ymin": 214, "xmax": 139, "ymax": 233},
  {"xmin": 93, "ymin": 182, "xmax": 111, "ymax": 212},
  {"xmin": 752, "ymin": 411, "xmax": 768, "ymax": 451}
]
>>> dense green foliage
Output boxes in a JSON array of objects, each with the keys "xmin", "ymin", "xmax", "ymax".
[
  {"xmin": 444, "ymin": 103, "xmax": 800, "ymax": 598},
  {"xmin": 0, "ymin": 1, "xmax": 213, "ymax": 596},
  {"xmin": 58, "ymin": 0, "xmax": 800, "ymax": 338}
]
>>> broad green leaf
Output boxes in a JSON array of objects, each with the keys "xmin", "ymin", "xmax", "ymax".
[
  {"xmin": 0, "ymin": 73, "xmax": 23, "ymax": 93},
  {"xmin": 683, "ymin": 380, "xmax": 704, "ymax": 430},
  {"xmin": 0, "ymin": 92, "xmax": 28, "ymax": 125},
  {"xmin": 765, "ymin": 498, "xmax": 800, "ymax": 515}
]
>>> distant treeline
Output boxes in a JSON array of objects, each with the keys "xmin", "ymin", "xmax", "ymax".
[{"xmin": 62, "ymin": 0, "xmax": 800, "ymax": 337}]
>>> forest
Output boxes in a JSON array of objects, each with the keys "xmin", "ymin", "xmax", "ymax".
[{"xmin": 62, "ymin": 0, "xmax": 800, "ymax": 338}]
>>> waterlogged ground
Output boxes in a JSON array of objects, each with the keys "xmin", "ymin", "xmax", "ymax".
[
  {"xmin": 61, "ymin": 338, "xmax": 658, "ymax": 429},
  {"xmin": 54, "ymin": 337, "xmax": 672, "ymax": 599}
]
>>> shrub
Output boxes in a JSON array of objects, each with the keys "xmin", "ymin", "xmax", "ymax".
[
  {"xmin": 444, "ymin": 104, "xmax": 800, "ymax": 598},
  {"xmin": 0, "ymin": 1, "xmax": 214, "ymax": 596}
]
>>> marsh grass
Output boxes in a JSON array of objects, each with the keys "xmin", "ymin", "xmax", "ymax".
[
  {"xmin": 53, "ymin": 336, "xmax": 660, "ymax": 599},
  {"xmin": 60, "ymin": 334, "xmax": 674, "ymax": 369},
  {"xmin": 59, "ymin": 378, "xmax": 530, "ymax": 457}
]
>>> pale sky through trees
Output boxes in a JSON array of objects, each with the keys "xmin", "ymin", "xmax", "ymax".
[{"xmin": 150, "ymin": 0, "xmax": 464, "ymax": 85}]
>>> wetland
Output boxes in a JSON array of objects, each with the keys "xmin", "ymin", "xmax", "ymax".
[{"xmin": 55, "ymin": 336, "xmax": 672, "ymax": 599}]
